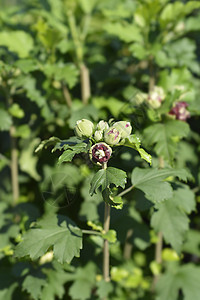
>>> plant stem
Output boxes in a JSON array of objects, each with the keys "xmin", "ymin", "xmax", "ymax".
[
  {"xmin": 80, "ymin": 63, "xmax": 91, "ymax": 105},
  {"xmin": 152, "ymin": 157, "xmax": 164, "ymax": 291},
  {"xmin": 62, "ymin": 82, "xmax": 72, "ymax": 108},
  {"xmin": 117, "ymin": 185, "xmax": 134, "ymax": 198},
  {"xmin": 82, "ymin": 230, "xmax": 102, "ymax": 235},
  {"xmin": 123, "ymin": 228, "xmax": 133, "ymax": 259},
  {"xmin": 102, "ymin": 162, "xmax": 111, "ymax": 283},
  {"xmin": 148, "ymin": 55, "xmax": 155, "ymax": 93},
  {"xmin": 103, "ymin": 202, "xmax": 110, "ymax": 282},
  {"xmin": 67, "ymin": 9, "xmax": 91, "ymax": 104},
  {"xmin": 10, "ymin": 125, "xmax": 19, "ymax": 205}
]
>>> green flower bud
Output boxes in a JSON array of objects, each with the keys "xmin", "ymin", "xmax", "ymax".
[
  {"xmin": 96, "ymin": 120, "xmax": 109, "ymax": 131},
  {"xmin": 112, "ymin": 121, "xmax": 132, "ymax": 139},
  {"xmin": 94, "ymin": 130, "xmax": 103, "ymax": 141},
  {"xmin": 74, "ymin": 119, "xmax": 94, "ymax": 138},
  {"xmin": 147, "ymin": 86, "xmax": 165, "ymax": 109},
  {"xmin": 104, "ymin": 127, "xmax": 121, "ymax": 145}
]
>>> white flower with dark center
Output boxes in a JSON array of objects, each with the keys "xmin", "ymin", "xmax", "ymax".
[{"xmin": 89, "ymin": 142, "xmax": 112, "ymax": 164}]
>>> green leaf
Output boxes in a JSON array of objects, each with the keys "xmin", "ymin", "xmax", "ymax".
[
  {"xmin": 35, "ymin": 137, "xmax": 61, "ymax": 153},
  {"xmin": 96, "ymin": 280, "xmax": 113, "ymax": 299},
  {"xmin": 120, "ymin": 135, "xmax": 151, "ymax": 164},
  {"xmin": 0, "ymin": 109, "xmax": 12, "ymax": 131},
  {"xmin": 68, "ymin": 104, "xmax": 98, "ymax": 128},
  {"xmin": 58, "ymin": 142, "xmax": 89, "ymax": 165},
  {"xmin": 0, "ymin": 267, "xmax": 18, "ymax": 300},
  {"xmin": 90, "ymin": 167, "xmax": 127, "ymax": 196},
  {"xmin": 78, "ymin": 0, "xmax": 97, "ymax": 13},
  {"xmin": 179, "ymin": 264, "xmax": 200, "ymax": 300},
  {"xmin": 156, "ymin": 266, "xmax": 180, "ymax": 300},
  {"xmin": 69, "ymin": 263, "xmax": 96, "ymax": 300},
  {"xmin": 156, "ymin": 264, "xmax": 200, "ymax": 300},
  {"xmin": 8, "ymin": 103, "xmax": 24, "ymax": 119},
  {"xmin": 160, "ymin": 1, "xmax": 200, "ymax": 28},
  {"xmin": 13, "ymin": 75, "xmax": 46, "ymax": 107},
  {"xmin": 102, "ymin": 230, "xmax": 117, "ymax": 243},
  {"xmin": 182, "ymin": 230, "xmax": 200, "ymax": 256},
  {"xmin": 43, "ymin": 63, "xmax": 79, "ymax": 89},
  {"xmin": 151, "ymin": 196, "xmax": 189, "ymax": 253},
  {"xmin": 15, "ymin": 213, "xmax": 82, "ymax": 264},
  {"xmin": 41, "ymin": 262, "xmax": 73, "ymax": 300},
  {"xmin": 172, "ymin": 185, "xmax": 196, "ymax": 214},
  {"xmin": 131, "ymin": 167, "xmax": 190, "ymax": 203},
  {"xmin": 19, "ymin": 138, "xmax": 41, "ymax": 181},
  {"xmin": 0, "ymin": 31, "xmax": 34, "ymax": 58},
  {"xmin": 13, "ymin": 125, "xmax": 31, "ymax": 139},
  {"xmin": 93, "ymin": 97, "xmax": 126, "ymax": 118},
  {"xmin": 22, "ymin": 272, "xmax": 46, "ymax": 300},
  {"xmin": 143, "ymin": 120, "xmax": 190, "ymax": 162},
  {"xmin": 104, "ymin": 22, "xmax": 142, "ymax": 43},
  {"xmin": 15, "ymin": 59, "xmax": 39, "ymax": 73}
]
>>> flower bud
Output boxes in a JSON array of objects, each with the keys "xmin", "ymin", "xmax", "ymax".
[
  {"xmin": 96, "ymin": 120, "xmax": 109, "ymax": 131},
  {"xmin": 104, "ymin": 127, "xmax": 121, "ymax": 145},
  {"xmin": 89, "ymin": 142, "xmax": 112, "ymax": 164},
  {"xmin": 147, "ymin": 86, "xmax": 165, "ymax": 109},
  {"xmin": 169, "ymin": 101, "xmax": 190, "ymax": 121},
  {"xmin": 74, "ymin": 119, "xmax": 94, "ymax": 138},
  {"xmin": 94, "ymin": 130, "xmax": 103, "ymax": 142},
  {"xmin": 112, "ymin": 121, "xmax": 132, "ymax": 139}
]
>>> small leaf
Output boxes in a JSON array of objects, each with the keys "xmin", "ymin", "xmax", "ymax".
[
  {"xmin": 35, "ymin": 137, "xmax": 61, "ymax": 153},
  {"xmin": 104, "ymin": 22, "xmax": 142, "ymax": 43},
  {"xmin": 0, "ymin": 109, "xmax": 12, "ymax": 131},
  {"xmin": 19, "ymin": 139, "xmax": 41, "ymax": 181},
  {"xmin": 58, "ymin": 142, "xmax": 88, "ymax": 165},
  {"xmin": 102, "ymin": 230, "xmax": 117, "ymax": 243},
  {"xmin": 8, "ymin": 104, "xmax": 24, "ymax": 119},
  {"xmin": 90, "ymin": 167, "xmax": 127, "ymax": 196},
  {"xmin": 15, "ymin": 214, "xmax": 82, "ymax": 264},
  {"xmin": 120, "ymin": 135, "xmax": 152, "ymax": 164}
]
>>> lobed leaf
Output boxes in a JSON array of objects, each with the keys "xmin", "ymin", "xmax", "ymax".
[
  {"xmin": 131, "ymin": 167, "xmax": 190, "ymax": 203},
  {"xmin": 15, "ymin": 214, "xmax": 83, "ymax": 264},
  {"xmin": 90, "ymin": 167, "xmax": 127, "ymax": 196},
  {"xmin": 143, "ymin": 120, "xmax": 190, "ymax": 162}
]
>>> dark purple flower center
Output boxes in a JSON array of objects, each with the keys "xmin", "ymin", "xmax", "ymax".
[
  {"xmin": 169, "ymin": 101, "xmax": 190, "ymax": 121},
  {"xmin": 92, "ymin": 144, "xmax": 111, "ymax": 164}
]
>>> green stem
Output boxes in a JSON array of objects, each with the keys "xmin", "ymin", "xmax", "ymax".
[
  {"xmin": 117, "ymin": 185, "xmax": 134, "ymax": 198},
  {"xmin": 152, "ymin": 157, "xmax": 164, "ymax": 291},
  {"xmin": 66, "ymin": 9, "xmax": 91, "ymax": 104},
  {"xmin": 82, "ymin": 230, "xmax": 102, "ymax": 235},
  {"xmin": 67, "ymin": 9, "xmax": 83, "ymax": 64},
  {"xmin": 103, "ymin": 202, "xmax": 110, "ymax": 282},
  {"xmin": 62, "ymin": 82, "xmax": 72, "ymax": 108},
  {"xmin": 10, "ymin": 125, "xmax": 19, "ymax": 205},
  {"xmin": 148, "ymin": 55, "xmax": 155, "ymax": 93},
  {"xmin": 102, "ymin": 162, "xmax": 111, "ymax": 284}
]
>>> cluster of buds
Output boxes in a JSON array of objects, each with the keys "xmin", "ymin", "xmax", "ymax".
[
  {"xmin": 169, "ymin": 101, "xmax": 190, "ymax": 121},
  {"xmin": 74, "ymin": 119, "xmax": 132, "ymax": 165},
  {"xmin": 147, "ymin": 86, "xmax": 166, "ymax": 109}
]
